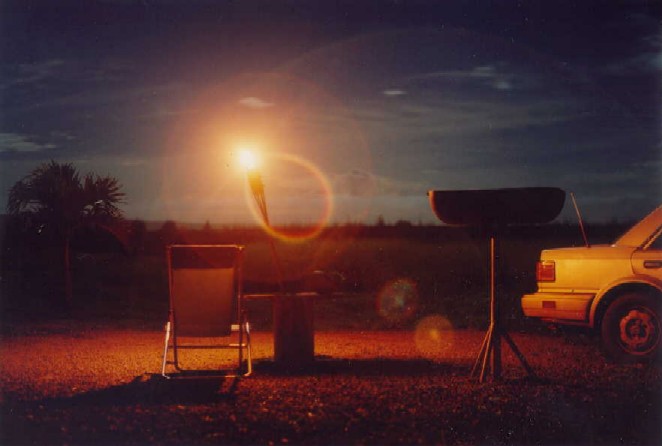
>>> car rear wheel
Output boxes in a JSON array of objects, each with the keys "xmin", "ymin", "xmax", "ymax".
[{"xmin": 601, "ymin": 292, "xmax": 661, "ymax": 363}]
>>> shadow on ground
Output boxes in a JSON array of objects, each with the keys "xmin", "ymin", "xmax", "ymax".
[
  {"xmin": 4, "ymin": 357, "xmax": 471, "ymax": 410},
  {"xmin": 254, "ymin": 356, "xmax": 473, "ymax": 377},
  {"xmin": 3, "ymin": 375, "xmax": 237, "ymax": 412},
  {"xmin": 1, "ymin": 356, "xmax": 659, "ymax": 446}
]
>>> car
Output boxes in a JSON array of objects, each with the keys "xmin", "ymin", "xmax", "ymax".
[{"xmin": 521, "ymin": 205, "xmax": 662, "ymax": 362}]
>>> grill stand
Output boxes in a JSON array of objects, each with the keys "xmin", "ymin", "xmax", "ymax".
[{"xmin": 470, "ymin": 235, "xmax": 536, "ymax": 382}]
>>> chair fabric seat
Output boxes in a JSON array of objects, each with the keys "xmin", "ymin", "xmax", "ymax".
[{"xmin": 161, "ymin": 245, "xmax": 252, "ymax": 378}]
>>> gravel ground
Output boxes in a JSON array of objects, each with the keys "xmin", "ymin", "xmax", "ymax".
[{"xmin": 1, "ymin": 324, "xmax": 660, "ymax": 445}]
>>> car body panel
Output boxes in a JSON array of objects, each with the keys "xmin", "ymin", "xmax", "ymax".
[
  {"xmin": 521, "ymin": 292, "xmax": 593, "ymax": 322},
  {"xmin": 631, "ymin": 247, "xmax": 662, "ymax": 279},
  {"xmin": 521, "ymin": 205, "xmax": 662, "ymax": 328},
  {"xmin": 614, "ymin": 206, "xmax": 662, "ymax": 247},
  {"xmin": 536, "ymin": 246, "xmax": 634, "ymax": 294}
]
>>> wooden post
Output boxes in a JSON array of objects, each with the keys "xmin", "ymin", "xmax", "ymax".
[{"xmin": 273, "ymin": 293, "xmax": 315, "ymax": 368}]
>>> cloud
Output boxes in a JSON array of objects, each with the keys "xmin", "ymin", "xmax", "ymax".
[
  {"xmin": 333, "ymin": 169, "xmax": 377, "ymax": 196},
  {"xmin": 408, "ymin": 64, "xmax": 530, "ymax": 92},
  {"xmin": 238, "ymin": 97, "xmax": 275, "ymax": 109},
  {"xmin": 137, "ymin": 107, "xmax": 199, "ymax": 120},
  {"xmin": 383, "ymin": 89, "xmax": 407, "ymax": 97},
  {"xmin": 0, "ymin": 133, "xmax": 56, "ymax": 153},
  {"xmin": 599, "ymin": 12, "xmax": 662, "ymax": 76},
  {"xmin": 12, "ymin": 59, "xmax": 66, "ymax": 86},
  {"xmin": 345, "ymin": 91, "xmax": 587, "ymax": 142},
  {"xmin": 6, "ymin": 58, "xmax": 140, "ymax": 88},
  {"xmin": 469, "ymin": 65, "xmax": 497, "ymax": 78},
  {"xmin": 603, "ymin": 50, "xmax": 662, "ymax": 75},
  {"xmin": 120, "ymin": 158, "xmax": 148, "ymax": 167},
  {"xmin": 333, "ymin": 169, "xmax": 424, "ymax": 197},
  {"xmin": 3, "ymin": 58, "xmax": 129, "ymax": 92}
]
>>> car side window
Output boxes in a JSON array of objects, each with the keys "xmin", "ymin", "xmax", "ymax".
[{"xmin": 647, "ymin": 232, "xmax": 662, "ymax": 250}]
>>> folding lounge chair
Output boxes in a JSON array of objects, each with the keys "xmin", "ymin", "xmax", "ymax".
[{"xmin": 161, "ymin": 245, "xmax": 252, "ymax": 378}]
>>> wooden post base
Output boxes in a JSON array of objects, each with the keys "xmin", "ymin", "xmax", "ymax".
[{"xmin": 273, "ymin": 294, "xmax": 315, "ymax": 368}]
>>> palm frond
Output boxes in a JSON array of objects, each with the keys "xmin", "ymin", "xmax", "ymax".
[
  {"xmin": 83, "ymin": 173, "xmax": 126, "ymax": 220},
  {"xmin": 7, "ymin": 161, "xmax": 126, "ymax": 230}
]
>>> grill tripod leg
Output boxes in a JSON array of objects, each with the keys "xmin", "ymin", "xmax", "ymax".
[
  {"xmin": 472, "ymin": 326, "xmax": 535, "ymax": 382},
  {"xmin": 472, "ymin": 235, "xmax": 535, "ymax": 382},
  {"xmin": 502, "ymin": 331, "xmax": 536, "ymax": 378}
]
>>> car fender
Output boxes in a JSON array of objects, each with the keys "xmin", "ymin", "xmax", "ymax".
[{"xmin": 589, "ymin": 275, "xmax": 662, "ymax": 327}]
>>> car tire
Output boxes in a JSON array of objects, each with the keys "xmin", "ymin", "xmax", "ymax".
[{"xmin": 601, "ymin": 292, "xmax": 661, "ymax": 363}]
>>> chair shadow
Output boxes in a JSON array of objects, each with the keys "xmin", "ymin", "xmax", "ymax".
[
  {"xmin": 41, "ymin": 358, "xmax": 472, "ymax": 409},
  {"xmin": 7, "ymin": 357, "xmax": 540, "ymax": 415},
  {"xmin": 23, "ymin": 374, "xmax": 239, "ymax": 410}
]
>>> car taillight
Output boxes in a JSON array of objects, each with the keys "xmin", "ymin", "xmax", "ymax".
[{"xmin": 536, "ymin": 260, "xmax": 556, "ymax": 282}]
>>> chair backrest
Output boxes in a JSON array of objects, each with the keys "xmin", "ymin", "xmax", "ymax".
[{"xmin": 168, "ymin": 245, "xmax": 243, "ymax": 337}]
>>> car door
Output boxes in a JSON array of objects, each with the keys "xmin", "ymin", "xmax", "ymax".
[{"xmin": 631, "ymin": 230, "xmax": 662, "ymax": 280}]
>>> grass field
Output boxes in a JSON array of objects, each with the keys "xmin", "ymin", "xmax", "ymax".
[{"xmin": 2, "ymin": 223, "xmax": 625, "ymax": 333}]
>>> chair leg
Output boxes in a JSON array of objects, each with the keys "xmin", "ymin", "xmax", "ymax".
[
  {"xmin": 161, "ymin": 321, "xmax": 171, "ymax": 378},
  {"xmin": 162, "ymin": 319, "xmax": 252, "ymax": 378},
  {"xmin": 244, "ymin": 321, "xmax": 252, "ymax": 376},
  {"xmin": 238, "ymin": 320, "xmax": 244, "ymax": 374}
]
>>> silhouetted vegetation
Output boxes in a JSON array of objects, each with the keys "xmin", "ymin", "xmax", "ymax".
[
  {"xmin": 127, "ymin": 219, "xmax": 147, "ymax": 256},
  {"xmin": 4, "ymin": 161, "xmax": 125, "ymax": 312}
]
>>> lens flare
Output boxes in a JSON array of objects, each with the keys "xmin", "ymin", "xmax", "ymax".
[
  {"xmin": 243, "ymin": 152, "xmax": 334, "ymax": 243},
  {"xmin": 377, "ymin": 278, "xmax": 418, "ymax": 324},
  {"xmin": 414, "ymin": 315, "xmax": 455, "ymax": 358},
  {"xmin": 159, "ymin": 70, "xmax": 370, "ymax": 237},
  {"xmin": 237, "ymin": 149, "xmax": 259, "ymax": 171}
]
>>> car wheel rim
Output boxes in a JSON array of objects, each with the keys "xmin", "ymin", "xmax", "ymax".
[{"xmin": 618, "ymin": 307, "xmax": 660, "ymax": 355}]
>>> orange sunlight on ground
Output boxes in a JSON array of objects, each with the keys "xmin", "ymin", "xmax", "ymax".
[{"xmin": 415, "ymin": 315, "xmax": 456, "ymax": 358}]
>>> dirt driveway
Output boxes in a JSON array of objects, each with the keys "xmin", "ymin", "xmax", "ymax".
[{"xmin": 1, "ymin": 325, "xmax": 660, "ymax": 445}]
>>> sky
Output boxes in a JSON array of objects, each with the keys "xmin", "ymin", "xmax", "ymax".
[{"xmin": 1, "ymin": 0, "xmax": 660, "ymax": 227}]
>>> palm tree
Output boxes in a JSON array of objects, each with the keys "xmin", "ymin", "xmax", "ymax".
[{"xmin": 7, "ymin": 161, "xmax": 125, "ymax": 309}]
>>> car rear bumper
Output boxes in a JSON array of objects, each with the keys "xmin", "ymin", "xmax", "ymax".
[{"xmin": 521, "ymin": 292, "xmax": 594, "ymax": 322}]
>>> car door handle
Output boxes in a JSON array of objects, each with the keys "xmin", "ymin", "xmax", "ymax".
[{"xmin": 643, "ymin": 260, "xmax": 662, "ymax": 269}]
